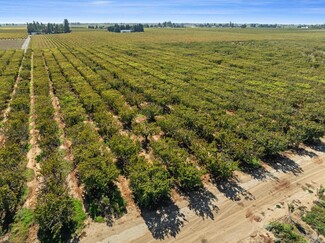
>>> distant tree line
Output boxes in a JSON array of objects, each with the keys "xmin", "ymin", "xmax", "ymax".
[
  {"xmin": 143, "ymin": 21, "xmax": 325, "ymax": 29},
  {"xmin": 88, "ymin": 25, "xmax": 106, "ymax": 29},
  {"xmin": 193, "ymin": 22, "xmax": 279, "ymax": 28},
  {"xmin": 143, "ymin": 21, "xmax": 277, "ymax": 29},
  {"xmin": 148, "ymin": 21, "xmax": 185, "ymax": 28},
  {"xmin": 297, "ymin": 24, "xmax": 325, "ymax": 29},
  {"xmin": 82, "ymin": 21, "xmax": 325, "ymax": 31},
  {"xmin": 107, "ymin": 24, "xmax": 144, "ymax": 33},
  {"xmin": 191, "ymin": 23, "xmax": 325, "ymax": 29},
  {"xmin": 27, "ymin": 19, "xmax": 70, "ymax": 34}
]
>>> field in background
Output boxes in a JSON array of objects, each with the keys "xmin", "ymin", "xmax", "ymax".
[
  {"xmin": 31, "ymin": 27, "xmax": 325, "ymax": 48},
  {"xmin": 0, "ymin": 39, "xmax": 25, "ymax": 50},
  {"xmin": 0, "ymin": 26, "xmax": 27, "ymax": 50},
  {"xmin": 0, "ymin": 26, "xmax": 28, "ymax": 39}
]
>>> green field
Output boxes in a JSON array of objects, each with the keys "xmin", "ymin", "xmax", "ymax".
[
  {"xmin": 30, "ymin": 27, "xmax": 325, "ymax": 48},
  {"xmin": 0, "ymin": 26, "xmax": 28, "ymax": 39},
  {"xmin": 1, "ymin": 28, "xmax": 325, "ymax": 241},
  {"xmin": 0, "ymin": 26, "xmax": 27, "ymax": 50}
]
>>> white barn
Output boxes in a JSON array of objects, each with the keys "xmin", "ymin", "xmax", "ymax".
[{"xmin": 121, "ymin": 30, "xmax": 132, "ymax": 33}]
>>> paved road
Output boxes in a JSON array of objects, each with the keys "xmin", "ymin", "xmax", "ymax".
[{"xmin": 21, "ymin": 35, "xmax": 31, "ymax": 53}]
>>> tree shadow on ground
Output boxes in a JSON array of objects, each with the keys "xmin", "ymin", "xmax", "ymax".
[
  {"xmin": 105, "ymin": 215, "xmax": 114, "ymax": 227},
  {"xmin": 290, "ymin": 147, "xmax": 318, "ymax": 158},
  {"xmin": 140, "ymin": 199, "xmax": 187, "ymax": 240},
  {"xmin": 263, "ymin": 154, "xmax": 303, "ymax": 176},
  {"xmin": 305, "ymin": 139, "xmax": 325, "ymax": 153},
  {"xmin": 242, "ymin": 164, "xmax": 279, "ymax": 182},
  {"xmin": 181, "ymin": 187, "xmax": 219, "ymax": 220},
  {"xmin": 213, "ymin": 177, "xmax": 255, "ymax": 201}
]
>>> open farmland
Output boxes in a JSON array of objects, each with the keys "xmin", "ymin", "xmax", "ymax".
[
  {"xmin": 0, "ymin": 39, "xmax": 25, "ymax": 50},
  {"xmin": 1, "ymin": 28, "xmax": 325, "ymax": 242},
  {"xmin": 0, "ymin": 26, "xmax": 28, "ymax": 39},
  {"xmin": 30, "ymin": 28, "xmax": 325, "ymax": 48},
  {"xmin": 0, "ymin": 27, "xmax": 28, "ymax": 50}
]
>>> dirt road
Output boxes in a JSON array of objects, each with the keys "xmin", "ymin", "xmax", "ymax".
[
  {"xmin": 21, "ymin": 35, "xmax": 31, "ymax": 53},
  {"xmin": 81, "ymin": 140, "xmax": 325, "ymax": 243}
]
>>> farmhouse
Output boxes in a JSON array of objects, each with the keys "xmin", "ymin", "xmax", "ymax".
[{"xmin": 121, "ymin": 29, "xmax": 132, "ymax": 33}]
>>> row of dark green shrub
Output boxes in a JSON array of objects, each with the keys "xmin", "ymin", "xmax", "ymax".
[
  {"xmin": 73, "ymin": 46, "xmax": 238, "ymax": 178},
  {"xmin": 0, "ymin": 51, "xmax": 30, "ymax": 234},
  {"xmin": 57, "ymin": 47, "xmax": 208, "ymax": 203},
  {"xmin": 91, "ymin": 44, "xmax": 324, "ymax": 164},
  {"xmin": 51, "ymin": 48, "xmax": 174, "ymax": 208},
  {"xmin": 42, "ymin": 50, "xmax": 126, "ymax": 221},
  {"xmin": 0, "ymin": 50, "xmax": 24, "ymax": 113},
  {"xmin": 32, "ymin": 50, "xmax": 85, "ymax": 242}
]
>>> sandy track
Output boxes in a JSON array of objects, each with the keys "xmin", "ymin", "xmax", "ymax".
[
  {"xmin": 24, "ymin": 52, "xmax": 41, "ymax": 210},
  {"xmin": 80, "ymin": 140, "xmax": 325, "ymax": 243},
  {"xmin": 21, "ymin": 35, "xmax": 31, "ymax": 53}
]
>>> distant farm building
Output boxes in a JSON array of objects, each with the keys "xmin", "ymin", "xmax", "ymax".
[{"xmin": 121, "ymin": 30, "xmax": 132, "ymax": 33}]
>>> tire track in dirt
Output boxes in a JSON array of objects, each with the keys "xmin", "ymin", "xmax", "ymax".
[{"xmin": 162, "ymin": 152, "xmax": 325, "ymax": 243}]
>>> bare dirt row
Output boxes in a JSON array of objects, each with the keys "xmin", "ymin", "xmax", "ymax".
[{"xmin": 23, "ymin": 52, "xmax": 41, "ymax": 243}]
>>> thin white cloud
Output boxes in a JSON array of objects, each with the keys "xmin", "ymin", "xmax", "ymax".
[
  {"xmin": 87, "ymin": 1, "xmax": 112, "ymax": 6},
  {"xmin": 300, "ymin": 7, "xmax": 325, "ymax": 13}
]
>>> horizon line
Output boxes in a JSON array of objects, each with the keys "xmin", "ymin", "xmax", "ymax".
[{"xmin": 1, "ymin": 21, "xmax": 325, "ymax": 25}]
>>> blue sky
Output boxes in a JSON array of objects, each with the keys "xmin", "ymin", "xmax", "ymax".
[{"xmin": 0, "ymin": 0, "xmax": 325, "ymax": 24}]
